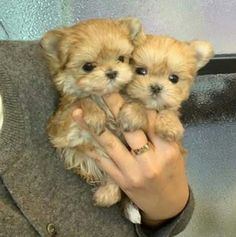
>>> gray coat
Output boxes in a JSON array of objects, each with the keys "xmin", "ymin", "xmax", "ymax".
[{"xmin": 0, "ymin": 41, "xmax": 193, "ymax": 237}]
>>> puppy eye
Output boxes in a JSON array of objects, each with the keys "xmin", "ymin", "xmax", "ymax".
[
  {"xmin": 82, "ymin": 62, "xmax": 96, "ymax": 72},
  {"xmin": 136, "ymin": 67, "xmax": 147, "ymax": 76},
  {"xmin": 169, "ymin": 74, "xmax": 179, "ymax": 83},
  {"xmin": 118, "ymin": 56, "xmax": 125, "ymax": 62}
]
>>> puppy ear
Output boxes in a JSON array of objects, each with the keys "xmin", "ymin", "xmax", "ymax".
[
  {"xmin": 189, "ymin": 40, "xmax": 214, "ymax": 70},
  {"xmin": 40, "ymin": 30, "xmax": 66, "ymax": 74},
  {"xmin": 40, "ymin": 30, "xmax": 65, "ymax": 59},
  {"xmin": 118, "ymin": 17, "xmax": 146, "ymax": 45}
]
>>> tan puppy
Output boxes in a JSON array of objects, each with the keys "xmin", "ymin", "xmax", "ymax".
[
  {"xmin": 118, "ymin": 35, "xmax": 214, "ymax": 141},
  {"xmin": 118, "ymin": 36, "xmax": 213, "ymax": 223},
  {"xmin": 41, "ymin": 18, "xmax": 145, "ymax": 207}
]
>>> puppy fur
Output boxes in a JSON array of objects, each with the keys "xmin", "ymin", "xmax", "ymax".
[
  {"xmin": 118, "ymin": 35, "xmax": 214, "ymax": 141},
  {"xmin": 41, "ymin": 18, "xmax": 145, "ymax": 207},
  {"xmin": 120, "ymin": 36, "xmax": 213, "ymax": 223}
]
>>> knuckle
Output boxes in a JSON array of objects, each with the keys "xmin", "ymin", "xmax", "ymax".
[
  {"xmin": 163, "ymin": 147, "xmax": 181, "ymax": 169},
  {"xmin": 103, "ymin": 136, "xmax": 116, "ymax": 150},
  {"xmin": 166, "ymin": 144, "xmax": 180, "ymax": 160},
  {"xmin": 144, "ymin": 169, "xmax": 159, "ymax": 180},
  {"xmin": 127, "ymin": 176, "xmax": 143, "ymax": 189}
]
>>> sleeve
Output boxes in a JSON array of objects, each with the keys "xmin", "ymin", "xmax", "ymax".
[
  {"xmin": 135, "ymin": 188, "xmax": 194, "ymax": 237},
  {"xmin": 0, "ymin": 94, "xmax": 3, "ymax": 131}
]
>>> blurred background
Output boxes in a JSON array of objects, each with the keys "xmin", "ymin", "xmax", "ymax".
[
  {"xmin": 0, "ymin": 1, "xmax": 235, "ymax": 236},
  {"xmin": 0, "ymin": 0, "xmax": 236, "ymax": 54}
]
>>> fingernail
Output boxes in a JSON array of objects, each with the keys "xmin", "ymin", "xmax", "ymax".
[{"xmin": 72, "ymin": 109, "xmax": 83, "ymax": 121}]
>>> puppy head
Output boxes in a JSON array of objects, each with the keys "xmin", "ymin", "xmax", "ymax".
[
  {"xmin": 126, "ymin": 35, "xmax": 214, "ymax": 110},
  {"xmin": 41, "ymin": 17, "xmax": 145, "ymax": 97}
]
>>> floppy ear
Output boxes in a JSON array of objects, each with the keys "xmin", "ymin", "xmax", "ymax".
[
  {"xmin": 40, "ymin": 29, "xmax": 66, "ymax": 74},
  {"xmin": 189, "ymin": 40, "xmax": 214, "ymax": 70},
  {"xmin": 118, "ymin": 17, "xmax": 146, "ymax": 45}
]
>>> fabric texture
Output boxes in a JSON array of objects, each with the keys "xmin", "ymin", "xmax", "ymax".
[
  {"xmin": 0, "ymin": 41, "xmax": 193, "ymax": 237},
  {"xmin": 0, "ymin": 178, "xmax": 39, "ymax": 237},
  {"xmin": 0, "ymin": 95, "xmax": 3, "ymax": 130}
]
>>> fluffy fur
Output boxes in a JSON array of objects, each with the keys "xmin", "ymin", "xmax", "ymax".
[
  {"xmin": 41, "ymin": 18, "xmax": 145, "ymax": 207},
  {"xmin": 119, "ymin": 35, "xmax": 213, "ymax": 224},
  {"xmin": 118, "ymin": 35, "xmax": 214, "ymax": 141}
]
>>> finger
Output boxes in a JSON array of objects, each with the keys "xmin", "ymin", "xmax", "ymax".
[
  {"xmin": 103, "ymin": 93, "xmax": 124, "ymax": 117},
  {"xmin": 93, "ymin": 128, "xmax": 136, "ymax": 172},
  {"xmin": 123, "ymin": 130, "xmax": 148, "ymax": 150},
  {"xmin": 123, "ymin": 130, "xmax": 155, "ymax": 160},
  {"xmin": 86, "ymin": 150, "xmax": 125, "ymax": 185}
]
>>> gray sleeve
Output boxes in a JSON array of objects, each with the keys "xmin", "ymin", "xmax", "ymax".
[
  {"xmin": 135, "ymin": 188, "xmax": 194, "ymax": 237},
  {"xmin": 0, "ymin": 94, "xmax": 3, "ymax": 131}
]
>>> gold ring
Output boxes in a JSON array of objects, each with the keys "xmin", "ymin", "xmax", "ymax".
[{"xmin": 131, "ymin": 142, "xmax": 151, "ymax": 156}]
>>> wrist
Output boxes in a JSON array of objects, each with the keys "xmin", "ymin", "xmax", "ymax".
[
  {"xmin": 141, "ymin": 213, "xmax": 166, "ymax": 227},
  {"xmin": 141, "ymin": 185, "xmax": 190, "ymax": 227}
]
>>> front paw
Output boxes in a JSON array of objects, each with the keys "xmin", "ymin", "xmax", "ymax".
[
  {"xmin": 117, "ymin": 103, "xmax": 148, "ymax": 132},
  {"xmin": 156, "ymin": 125, "xmax": 184, "ymax": 141},
  {"xmin": 155, "ymin": 112, "xmax": 184, "ymax": 141},
  {"xmin": 84, "ymin": 111, "xmax": 106, "ymax": 135},
  {"xmin": 93, "ymin": 183, "xmax": 121, "ymax": 207}
]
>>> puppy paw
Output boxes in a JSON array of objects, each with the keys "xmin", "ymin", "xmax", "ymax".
[
  {"xmin": 117, "ymin": 103, "xmax": 148, "ymax": 132},
  {"xmin": 156, "ymin": 126, "xmax": 184, "ymax": 142},
  {"xmin": 93, "ymin": 183, "xmax": 121, "ymax": 207},
  {"xmin": 155, "ymin": 111, "xmax": 184, "ymax": 142},
  {"xmin": 73, "ymin": 166, "xmax": 99, "ymax": 185},
  {"xmin": 84, "ymin": 110, "xmax": 106, "ymax": 135}
]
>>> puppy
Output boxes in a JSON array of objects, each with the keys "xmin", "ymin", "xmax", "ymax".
[
  {"xmin": 118, "ymin": 35, "xmax": 214, "ymax": 141},
  {"xmin": 117, "ymin": 35, "xmax": 213, "ymax": 223},
  {"xmin": 41, "ymin": 18, "xmax": 145, "ymax": 207}
]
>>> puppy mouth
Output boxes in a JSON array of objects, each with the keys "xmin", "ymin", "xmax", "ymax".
[
  {"xmin": 150, "ymin": 92, "xmax": 160, "ymax": 98},
  {"xmin": 89, "ymin": 78, "xmax": 122, "ymax": 95}
]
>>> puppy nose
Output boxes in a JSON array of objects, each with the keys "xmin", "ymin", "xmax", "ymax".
[
  {"xmin": 106, "ymin": 70, "xmax": 118, "ymax": 80},
  {"xmin": 150, "ymin": 84, "xmax": 162, "ymax": 94}
]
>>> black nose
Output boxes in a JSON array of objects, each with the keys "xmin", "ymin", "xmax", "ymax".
[
  {"xmin": 106, "ymin": 70, "xmax": 118, "ymax": 80},
  {"xmin": 150, "ymin": 84, "xmax": 162, "ymax": 94}
]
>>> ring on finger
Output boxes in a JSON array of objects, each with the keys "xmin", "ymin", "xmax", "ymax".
[{"xmin": 131, "ymin": 142, "xmax": 152, "ymax": 156}]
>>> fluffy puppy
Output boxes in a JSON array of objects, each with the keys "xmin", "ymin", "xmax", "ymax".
[
  {"xmin": 41, "ymin": 18, "xmax": 145, "ymax": 207},
  {"xmin": 118, "ymin": 35, "xmax": 214, "ymax": 141},
  {"xmin": 118, "ymin": 35, "xmax": 213, "ymax": 223}
]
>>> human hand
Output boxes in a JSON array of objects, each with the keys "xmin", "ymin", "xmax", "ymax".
[{"xmin": 72, "ymin": 93, "xmax": 189, "ymax": 226}]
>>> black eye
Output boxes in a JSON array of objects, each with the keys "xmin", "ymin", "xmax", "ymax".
[
  {"xmin": 169, "ymin": 74, "xmax": 179, "ymax": 83},
  {"xmin": 136, "ymin": 67, "xmax": 147, "ymax": 76},
  {"xmin": 82, "ymin": 62, "xmax": 96, "ymax": 72},
  {"xmin": 118, "ymin": 56, "xmax": 125, "ymax": 62}
]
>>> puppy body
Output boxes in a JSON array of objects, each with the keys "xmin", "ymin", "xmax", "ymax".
[
  {"xmin": 119, "ymin": 35, "xmax": 214, "ymax": 141},
  {"xmin": 41, "ymin": 18, "xmax": 144, "ymax": 207},
  {"xmin": 117, "ymin": 35, "xmax": 213, "ymax": 223}
]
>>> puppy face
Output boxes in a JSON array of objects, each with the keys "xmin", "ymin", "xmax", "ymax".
[
  {"xmin": 41, "ymin": 18, "xmax": 145, "ymax": 97},
  {"xmin": 126, "ymin": 36, "xmax": 214, "ymax": 110}
]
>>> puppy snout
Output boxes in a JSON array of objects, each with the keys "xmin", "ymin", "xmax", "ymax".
[
  {"xmin": 106, "ymin": 70, "xmax": 118, "ymax": 80},
  {"xmin": 150, "ymin": 84, "xmax": 162, "ymax": 94}
]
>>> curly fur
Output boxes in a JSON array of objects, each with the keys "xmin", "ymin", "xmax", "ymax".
[
  {"xmin": 119, "ymin": 35, "xmax": 214, "ymax": 141},
  {"xmin": 41, "ymin": 17, "xmax": 145, "ymax": 207}
]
